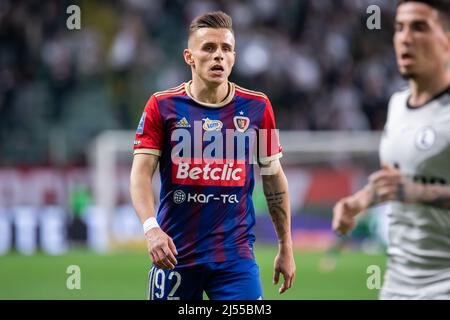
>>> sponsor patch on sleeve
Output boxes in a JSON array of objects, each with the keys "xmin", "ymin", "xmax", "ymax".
[{"xmin": 136, "ymin": 112, "xmax": 146, "ymax": 134}]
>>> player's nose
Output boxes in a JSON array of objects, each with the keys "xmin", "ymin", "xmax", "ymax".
[
  {"xmin": 214, "ymin": 49, "xmax": 224, "ymax": 60},
  {"xmin": 398, "ymin": 27, "xmax": 413, "ymax": 44}
]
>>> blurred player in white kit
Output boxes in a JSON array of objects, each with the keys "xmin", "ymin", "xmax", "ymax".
[{"xmin": 333, "ymin": 0, "xmax": 450, "ymax": 299}]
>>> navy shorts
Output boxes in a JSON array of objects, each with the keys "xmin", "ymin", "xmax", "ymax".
[{"xmin": 147, "ymin": 258, "xmax": 263, "ymax": 300}]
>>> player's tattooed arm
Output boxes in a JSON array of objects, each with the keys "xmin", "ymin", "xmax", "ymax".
[
  {"xmin": 261, "ymin": 163, "xmax": 296, "ymax": 294},
  {"xmin": 368, "ymin": 165, "xmax": 450, "ymax": 209},
  {"xmin": 262, "ymin": 170, "xmax": 291, "ymax": 244},
  {"xmin": 414, "ymin": 183, "xmax": 450, "ymax": 209}
]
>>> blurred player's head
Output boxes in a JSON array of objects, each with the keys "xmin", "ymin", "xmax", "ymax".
[
  {"xmin": 183, "ymin": 11, "xmax": 236, "ymax": 87},
  {"xmin": 394, "ymin": 0, "xmax": 450, "ymax": 79}
]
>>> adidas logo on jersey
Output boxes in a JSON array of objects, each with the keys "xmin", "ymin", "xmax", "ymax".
[{"xmin": 175, "ymin": 117, "xmax": 191, "ymax": 128}]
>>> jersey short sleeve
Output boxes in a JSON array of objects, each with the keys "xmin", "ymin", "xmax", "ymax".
[
  {"xmin": 133, "ymin": 95, "xmax": 164, "ymax": 156},
  {"xmin": 258, "ymin": 99, "xmax": 283, "ymax": 164}
]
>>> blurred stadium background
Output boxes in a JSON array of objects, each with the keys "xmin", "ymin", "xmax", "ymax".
[{"xmin": 0, "ymin": 0, "xmax": 405, "ymax": 299}]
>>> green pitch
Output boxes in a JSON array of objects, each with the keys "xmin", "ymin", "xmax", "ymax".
[{"xmin": 0, "ymin": 245, "xmax": 386, "ymax": 300}]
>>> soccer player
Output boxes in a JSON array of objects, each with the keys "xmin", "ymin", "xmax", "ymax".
[
  {"xmin": 130, "ymin": 11, "xmax": 296, "ymax": 300},
  {"xmin": 333, "ymin": 0, "xmax": 450, "ymax": 299}
]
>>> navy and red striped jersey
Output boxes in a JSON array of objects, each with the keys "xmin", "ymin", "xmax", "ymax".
[{"xmin": 134, "ymin": 81, "xmax": 282, "ymax": 267}]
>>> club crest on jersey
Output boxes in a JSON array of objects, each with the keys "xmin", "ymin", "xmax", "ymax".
[
  {"xmin": 415, "ymin": 127, "xmax": 436, "ymax": 150},
  {"xmin": 233, "ymin": 116, "xmax": 250, "ymax": 133},
  {"xmin": 176, "ymin": 117, "xmax": 191, "ymax": 128},
  {"xmin": 136, "ymin": 112, "xmax": 146, "ymax": 134},
  {"xmin": 202, "ymin": 118, "xmax": 223, "ymax": 131}
]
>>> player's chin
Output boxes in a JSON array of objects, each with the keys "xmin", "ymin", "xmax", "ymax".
[
  {"xmin": 399, "ymin": 69, "xmax": 417, "ymax": 80},
  {"xmin": 206, "ymin": 76, "xmax": 228, "ymax": 86}
]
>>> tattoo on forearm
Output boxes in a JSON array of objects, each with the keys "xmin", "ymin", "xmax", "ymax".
[
  {"xmin": 268, "ymin": 204, "xmax": 288, "ymax": 237},
  {"xmin": 262, "ymin": 172, "xmax": 292, "ymax": 241},
  {"xmin": 423, "ymin": 187, "xmax": 450, "ymax": 209},
  {"xmin": 265, "ymin": 191, "xmax": 288, "ymax": 237},
  {"xmin": 265, "ymin": 191, "xmax": 286, "ymax": 207}
]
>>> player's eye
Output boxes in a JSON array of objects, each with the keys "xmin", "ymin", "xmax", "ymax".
[
  {"xmin": 203, "ymin": 45, "xmax": 216, "ymax": 52},
  {"xmin": 411, "ymin": 22, "xmax": 428, "ymax": 32},
  {"xmin": 394, "ymin": 23, "xmax": 403, "ymax": 32}
]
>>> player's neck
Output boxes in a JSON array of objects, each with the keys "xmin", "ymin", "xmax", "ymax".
[
  {"xmin": 409, "ymin": 72, "xmax": 450, "ymax": 107},
  {"xmin": 189, "ymin": 78, "xmax": 230, "ymax": 104}
]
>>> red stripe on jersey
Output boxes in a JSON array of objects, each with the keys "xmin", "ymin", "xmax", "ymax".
[
  {"xmin": 154, "ymin": 88, "xmax": 186, "ymax": 101},
  {"xmin": 259, "ymin": 99, "xmax": 282, "ymax": 158},
  {"xmin": 235, "ymin": 86, "xmax": 267, "ymax": 102},
  {"xmin": 134, "ymin": 95, "xmax": 164, "ymax": 151},
  {"xmin": 154, "ymin": 83, "xmax": 185, "ymax": 96}
]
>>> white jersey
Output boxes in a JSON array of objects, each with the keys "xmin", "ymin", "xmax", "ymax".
[{"xmin": 379, "ymin": 86, "xmax": 450, "ymax": 299}]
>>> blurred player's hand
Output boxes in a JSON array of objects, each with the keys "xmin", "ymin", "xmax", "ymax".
[
  {"xmin": 333, "ymin": 164, "xmax": 423, "ymax": 236},
  {"xmin": 273, "ymin": 243, "xmax": 296, "ymax": 294},
  {"xmin": 145, "ymin": 228, "xmax": 178, "ymax": 269},
  {"xmin": 368, "ymin": 164, "xmax": 423, "ymax": 204},
  {"xmin": 332, "ymin": 185, "xmax": 373, "ymax": 235},
  {"xmin": 332, "ymin": 198, "xmax": 358, "ymax": 235}
]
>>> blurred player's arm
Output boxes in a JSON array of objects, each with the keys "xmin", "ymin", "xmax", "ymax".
[
  {"xmin": 333, "ymin": 164, "xmax": 450, "ymax": 235},
  {"xmin": 261, "ymin": 160, "xmax": 296, "ymax": 294},
  {"xmin": 368, "ymin": 164, "xmax": 450, "ymax": 210},
  {"xmin": 130, "ymin": 154, "xmax": 178, "ymax": 270},
  {"xmin": 415, "ymin": 185, "xmax": 450, "ymax": 209}
]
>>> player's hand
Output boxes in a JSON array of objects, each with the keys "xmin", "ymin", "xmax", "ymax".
[
  {"xmin": 273, "ymin": 243, "xmax": 296, "ymax": 294},
  {"xmin": 145, "ymin": 228, "xmax": 178, "ymax": 270},
  {"xmin": 332, "ymin": 197, "xmax": 358, "ymax": 236},
  {"xmin": 368, "ymin": 164, "xmax": 422, "ymax": 204},
  {"xmin": 332, "ymin": 183, "xmax": 375, "ymax": 235}
]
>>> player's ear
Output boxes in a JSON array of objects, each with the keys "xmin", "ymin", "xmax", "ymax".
[{"xmin": 183, "ymin": 49, "xmax": 195, "ymax": 67}]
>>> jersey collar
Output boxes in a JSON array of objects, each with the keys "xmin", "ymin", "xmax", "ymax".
[
  {"xmin": 185, "ymin": 81, "xmax": 235, "ymax": 108},
  {"xmin": 407, "ymin": 84, "xmax": 450, "ymax": 109}
]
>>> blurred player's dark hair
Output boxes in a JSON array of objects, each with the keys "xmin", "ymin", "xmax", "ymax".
[
  {"xmin": 397, "ymin": 0, "xmax": 450, "ymax": 29},
  {"xmin": 189, "ymin": 11, "xmax": 233, "ymax": 36}
]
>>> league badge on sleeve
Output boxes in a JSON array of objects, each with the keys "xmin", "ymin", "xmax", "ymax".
[
  {"xmin": 136, "ymin": 112, "xmax": 146, "ymax": 134},
  {"xmin": 233, "ymin": 115, "xmax": 250, "ymax": 133}
]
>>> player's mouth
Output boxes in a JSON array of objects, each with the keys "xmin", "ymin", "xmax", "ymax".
[
  {"xmin": 210, "ymin": 65, "xmax": 225, "ymax": 75},
  {"xmin": 399, "ymin": 52, "xmax": 415, "ymax": 64}
]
